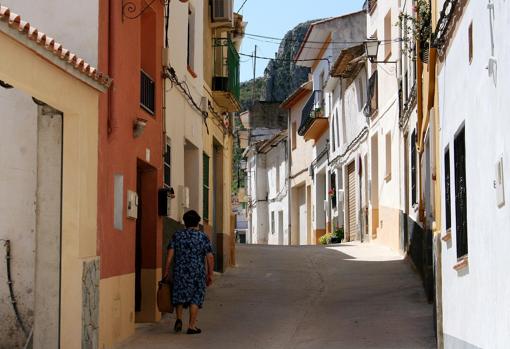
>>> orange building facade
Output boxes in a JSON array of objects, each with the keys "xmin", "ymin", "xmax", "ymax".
[{"xmin": 97, "ymin": 1, "xmax": 165, "ymax": 346}]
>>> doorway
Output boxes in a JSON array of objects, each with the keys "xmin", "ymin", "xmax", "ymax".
[
  {"xmin": 0, "ymin": 88, "xmax": 63, "ymax": 348},
  {"xmin": 135, "ymin": 160, "xmax": 158, "ymax": 322},
  {"xmin": 371, "ymin": 134, "xmax": 379, "ymax": 239},
  {"xmin": 213, "ymin": 141, "xmax": 224, "ymax": 271},
  {"xmin": 346, "ymin": 160, "xmax": 358, "ymax": 241}
]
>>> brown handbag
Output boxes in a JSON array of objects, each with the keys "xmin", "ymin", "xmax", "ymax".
[{"xmin": 157, "ymin": 279, "xmax": 174, "ymax": 313}]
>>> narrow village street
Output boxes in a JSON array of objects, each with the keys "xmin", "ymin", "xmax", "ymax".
[{"xmin": 122, "ymin": 243, "xmax": 435, "ymax": 349}]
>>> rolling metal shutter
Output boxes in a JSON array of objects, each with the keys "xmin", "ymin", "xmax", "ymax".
[{"xmin": 347, "ymin": 161, "xmax": 358, "ymax": 241}]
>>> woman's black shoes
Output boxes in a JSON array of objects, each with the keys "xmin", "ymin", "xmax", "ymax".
[
  {"xmin": 174, "ymin": 319, "xmax": 182, "ymax": 333},
  {"xmin": 186, "ymin": 328, "xmax": 202, "ymax": 335}
]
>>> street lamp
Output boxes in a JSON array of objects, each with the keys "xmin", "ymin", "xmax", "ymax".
[{"xmin": 364, "ymin": 39, "xmax": 380, "ymax": 62}]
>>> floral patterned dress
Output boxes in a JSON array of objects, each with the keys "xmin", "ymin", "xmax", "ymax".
[{"xmin": 168, "ymin": 228, "xmax": 213, "ymax": 308}]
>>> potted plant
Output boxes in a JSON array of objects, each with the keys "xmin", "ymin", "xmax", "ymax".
[
  {"xmin": 397, "ymin": 0, "xmax": 432, "ymax": 62},
  {"xmin": 331, "ymin": 227, "xmax": 344, "ymax": 244}
]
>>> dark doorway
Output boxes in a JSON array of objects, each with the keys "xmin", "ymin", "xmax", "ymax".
[{"xmin": 135, "ymin": 160, "xmax": 158, "ymax": 319}]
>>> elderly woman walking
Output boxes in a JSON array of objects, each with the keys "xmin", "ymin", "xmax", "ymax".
[{"xmin": 163, "ymin": 210, "xmax": 214, "ymax": 334}]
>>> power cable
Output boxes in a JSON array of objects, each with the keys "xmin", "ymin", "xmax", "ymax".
[
  {"xmin": 237, "ymin": 0, "xmax": 249, "ymax": 12},
  {"xmin": 240, "ymin": 52, "xmax": 330, "ymax": 63},
  {"xmin": 244, "ymin": 32, "xmax": 402, "ymax": 45},
  {"xmin": 243, "ymin": 35, "xmax": 397, "ymax": 50}
]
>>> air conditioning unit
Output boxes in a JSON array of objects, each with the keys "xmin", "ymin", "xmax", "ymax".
[{"xmin": 212, "ymin": 0, "xmax": 233, "ymax": 24}]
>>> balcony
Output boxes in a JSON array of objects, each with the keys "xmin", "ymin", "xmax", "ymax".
[
  {"xmin": 298, "ymin": 90, "xmax": 329, "ymax": 142},
  {"xmin": 140, "ymin": 70, "xmax": 155, "ymax": 115},
  {"xmin": 212, "ymin": 38, "xmax": 241, "ymax": 112}
]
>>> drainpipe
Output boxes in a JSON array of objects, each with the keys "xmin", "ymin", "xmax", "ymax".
[{"xmin": 287, "ymin": 109, "xmax": 292, "ymax": 246}]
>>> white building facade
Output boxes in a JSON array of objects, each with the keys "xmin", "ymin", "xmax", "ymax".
[
  {"xmin": 295, "ymin": 11, "xmax": 367, "ymax": 243},
  {"xmin": 329, "ymin": 44, "xmax": 370, "ymax": 243},
  {"xmin": 437, "ymin": 0, "xmax": 510, "ymax": 347},
  {"xmin": 366, "ymin": 0, "xmax": 405, "ymax": 251},
  {"xmin": 245, "ymin": 132, "xmax": 289, "ymax": 245}
]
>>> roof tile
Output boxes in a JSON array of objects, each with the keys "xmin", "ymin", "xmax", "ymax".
[{"xmin": 0, "ymin": 5, "xmax": 111, "ymax": 87}]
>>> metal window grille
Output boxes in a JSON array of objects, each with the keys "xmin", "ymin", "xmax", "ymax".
[
  {"xmin": 365, "ymin": 70, "xmax": 378, "ymax": 117},
  {"xmin": 444, "ymin": 147, "xmax": 452, "ymax": 230},
  {"xmin": 203, "ymin": 153, "xmax": 210, "ymax": 220},
  {"xmin": 212, "ymin": 38, "xmax": 240, "ymax": 102},
  {"xmin": 411, "ymin": 130, "xmax": 417, "ymax": 205},
  {"xmin": 331, "ymin": 172, "xmax": 337, "ymax": 209},
  {"xmin": 140, "ymin": 70, "xmax": 155, "ymax": 115},
  {"xmin": 454, "ymin": 128, "xmax": 468, "ymax": 258}
]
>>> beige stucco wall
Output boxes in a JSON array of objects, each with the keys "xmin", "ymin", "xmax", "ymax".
[
  {"xmin": 98, "ymin": 273, "xmax": 135, "ymax": 349},
  {"xmin": 165, "ymin": 0, "xmax": 205, "ymax": 222},
  {"xmin": 0, "ymin": 31, "xmax": 100, "ymax": 348}
]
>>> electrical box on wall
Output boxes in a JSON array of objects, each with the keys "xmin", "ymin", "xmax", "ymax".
[
  {"xmin": 337, "ymin": 189, "xmax": 345, "ymax": 203},
  {"xmin": 126, "ymin": 190, "xmax": 138, "ymax": 219},
  {"xmin": 495, "ymin": 156, "xmax": 505, "ymax": 207}
]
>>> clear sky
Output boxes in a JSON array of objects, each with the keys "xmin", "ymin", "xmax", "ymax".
[{"xmin": 234, "ymin": 0, "xmax": 366, "ymax": 82}]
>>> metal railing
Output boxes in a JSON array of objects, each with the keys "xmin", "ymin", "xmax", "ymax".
[
  {"xmin": 140, "ymin": 70, "xmax": 155, "ymax": 115},
  {"xmin": 298, "ymin": 90, "xmax": 326, "ymax": 136},
  {"xmin": 212, "ymin": 38, "xmax": 240, "ymax": 102}
]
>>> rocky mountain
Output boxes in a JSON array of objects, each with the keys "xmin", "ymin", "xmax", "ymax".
[{"xmin": 238, "ymin": 20, "xmax": 318, "ymax": 112}]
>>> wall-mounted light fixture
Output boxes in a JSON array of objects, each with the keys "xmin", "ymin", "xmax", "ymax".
[
  {"xmin": 364, "ymin": 39, "xmax": 380, "ymax": 62},
  {"xmin": 122, "ymin": 0, "xmax": 170, "ymax": 21},
  {"xmin": 133, "ymin": 118, "xmax": 147, "ymax": 138},
  {"xmin": 364, "ymin": 39, "xmax": 398, "ymax": 64}
]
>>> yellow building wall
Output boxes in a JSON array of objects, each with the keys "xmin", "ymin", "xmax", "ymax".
[{"xmin": 0, "ymin": 32, "xmax": 100, "ymax": 348}]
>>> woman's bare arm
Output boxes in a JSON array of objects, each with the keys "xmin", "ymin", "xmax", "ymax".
[{"xmin": 206, "ymin": 252, "xmax": 214, "ymax": 286}]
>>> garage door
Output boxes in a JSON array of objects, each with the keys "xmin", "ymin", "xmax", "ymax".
[{"xmin": 347, "ymin": 161, "xmax": 358, "ymax": 241}]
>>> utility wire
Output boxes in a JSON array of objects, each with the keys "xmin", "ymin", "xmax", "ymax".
[
  {"xmin": 244, "ymin": 35, "xmax": 397, "ymax": 49},
  {"xmin": 240, "ymin": 52, "xmax": 330, "ymax": 63},
  {"xmin": 237, "ymin": 0, "xmax": 249, "ymax": 12},
  {"xmin": 244, "ymin": 32, "xmax": 402, "ymax": 45}
]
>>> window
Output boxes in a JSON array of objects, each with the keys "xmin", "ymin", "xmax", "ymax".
[
  {"xmin": 203, "ymin": 153, "xmax": 210, "ymax": 220},
  {"xmin": 331, "ymin": 172, "xmax": 337, "ymax": 209},
  {"xmin": 356, "ymin": 77, "xmax": 365, "ymax": 111},
  {"xmin": 367, "ymin": 70, "xmax": 378, "ymax": 116},
  {"xmin": 331, "ymin": 114, "xmax": 336, "ymax": 152},
  {"xmin": 275, "ymin": 160, "xmax": 280, "ymax": 193},
  {"xmin": 114, "ymin": 174, "xmax": 124, "ymax": 230},
  {"xmin": 444, "ymin": 147, "xmax": 452, "ymax": 230},
  {"xmin": 140, "ymin": 7, "xmax": 156, "ymax": 115},
  {"xmin": 187, "ymin": 5, "xmax": 196, "ymax": 71},
  {"xmin": 164, "ymin": 138, "xmax": 171, "ymax": 188},
  {"xmin": 385, "ymin": 132, "xmax": 392, "ymax": 181},
  {"xmin": 411, "ymin": 130, "xmax": 417, "ymax": 205},
  {"xmin": 468, "ymin": 22, "xmax": 473, "ymax": 64},
  {"xmin": 384, "ymin": 10, "xmax": 392, "ymax": 59},
  {"xmin": 271, "ymin": 211, "xmax": 275, "ymax": 234},
  {"xmin": 335, "ymin": 110, "xmax": 340, "ymax": 149},
  {"xmin": 291, "ymin": 122, "xmax": 297, "ymax": 150},
  {"xmin": 454, "ymin": 127, "xmax": 468, "ymax": 258}
]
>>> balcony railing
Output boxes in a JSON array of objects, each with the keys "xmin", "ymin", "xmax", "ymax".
[
  {"xmin": 140, "ymin": 70, "xmax": 155, "ymax": 115},
  {"xmin": 368, "ymin": 0, "xmax": 377, "ymax": 14},
  {"xmin": 298, "ymin": 90, "xmax": 329, "ymax": 141},
  {"xmin": 212, "ymin": 38, "xmax": 240, "ymax": 104}
]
